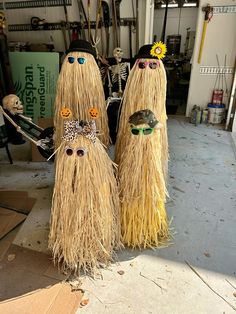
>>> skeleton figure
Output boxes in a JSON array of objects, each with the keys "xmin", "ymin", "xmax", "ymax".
[
  {"xmin": 108, "ymin": 47, "xmax": 130, "ymax": 98},
  {"xmin": 113, "ymin": 47, "xmax": 123, "ymax": 63},
  {"xmin": 0, "ymin": 11, "xmax": 6, "ymax": 29},
  {"xmin": 2, "ymin": 94, "xmax": 24, "ymax": 115}
]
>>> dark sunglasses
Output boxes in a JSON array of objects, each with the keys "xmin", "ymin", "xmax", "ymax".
[
  {"xmin": 65, "ymin": 147, "xmax": 88, "ymax": 157},
  {"xmin": 137, "ymin": 60, "xmax": 159, "ymax": 69},
  {"xmin": 131, "ymin": 127, "xmax": 154, "ymax": 135},
  {"xmin": 68, "ymin": 56, "xmax": 87, "ymax": 64}
]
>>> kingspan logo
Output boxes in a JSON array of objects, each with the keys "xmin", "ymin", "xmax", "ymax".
[{"xmin": 14, "ymin": 64, "xmax": 46, "ymax": 119}]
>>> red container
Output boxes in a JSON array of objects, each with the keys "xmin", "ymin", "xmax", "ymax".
[{"xmin": 212, "ymin": 89, "xmax": 223, "ymax": 104}]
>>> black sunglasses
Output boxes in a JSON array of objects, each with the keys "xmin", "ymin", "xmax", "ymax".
[
  {"xmin": 65, "ymin": 147, "xmax": 88, "ymax": 157},
  {"xmin": 68, "ymin": 57, "xmax": 87, "ymax": 64},
  {"xmin": 137, "ymin": 61, "xmax": 159, "ymax": 69}
]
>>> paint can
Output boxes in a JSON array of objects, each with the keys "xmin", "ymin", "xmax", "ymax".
[
  {"xmin": 207, "ymin": 103, "xmax": 225, "ymax": 124},
  {"xmin": 190, "ymin": 105, "xmax": 201, "ymax": 126},
  {"xmin": 212, "ymin": 89, "xmax": 224, "ymax": 104},
  {"xmin": 201, "ymin": 109, "xmax": 208, "ymax": 123}
]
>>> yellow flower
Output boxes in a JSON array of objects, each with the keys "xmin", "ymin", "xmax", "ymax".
[{"xmin": 150, "ymin": 42, "xmax": 167, "ymax": 60}]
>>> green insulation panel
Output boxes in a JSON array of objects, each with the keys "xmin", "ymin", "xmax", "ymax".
[{"xmin": 9, "ymin": 52, "xmax": 59, "ymax": 121}]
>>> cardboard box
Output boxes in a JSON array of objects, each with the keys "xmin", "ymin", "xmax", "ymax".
[
  {"xmin": 9, "ymin": 52, "xmax": 59, "ymax": 122},
  {"xmin": 31, "ymin": 117, "xmax": 53, "ymax": 162}
]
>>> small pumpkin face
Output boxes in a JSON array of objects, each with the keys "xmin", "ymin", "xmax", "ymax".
[
  {"xmin": 88, "ymin": 108, "xmax": 99, "ymax": 119},
  {"xmin": 60, "ymin": 107, "xmax": 72, "ymax": 119}
]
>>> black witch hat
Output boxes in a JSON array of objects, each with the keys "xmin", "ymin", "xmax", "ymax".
[
  {"xmin": 66, "ymin": 39, "xmax": 96, "ymax": 58},
  {"xmin": 135, "ymin": 44, "xmax": 156, "ymax": 59}
]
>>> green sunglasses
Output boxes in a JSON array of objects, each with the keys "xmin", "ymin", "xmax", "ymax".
[{"xmin": 130, "ymin": 127, "xmax": 154, "ymax": 135}]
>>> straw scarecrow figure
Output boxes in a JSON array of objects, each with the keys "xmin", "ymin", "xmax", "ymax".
[
  {"xmin": 116, "ymin": 42, "xmax": 170, "ymax": 248},
  {"xmin": 49, "ymin": 119, "xmax": 120, "ymax": 274},
  {"xmin": 118, "ymin": 109, "xmax": 169, "ymax": 249},
  {"xmin": 54, "ymin": 39, "xmax": 109, "ymax": 148},
  {"xmin": 115, "ymin": 42, "xmax": 168, "ymax": 179}
]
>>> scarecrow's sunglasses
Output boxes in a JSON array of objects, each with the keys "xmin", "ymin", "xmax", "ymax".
[
  {"xmin": 65, "ymin": 147, "xmax": 88, "ymax": 157},
  {"xmin": 137, "ymin": 60, "xmax": 159, "ymax": 69},
  {"xmin": 130, "ymin": 127, "xmax": 154, "ymax": 135},
  {"xmin": 68, "ymin": 56, "xmax": 87, "ymax": 64}
]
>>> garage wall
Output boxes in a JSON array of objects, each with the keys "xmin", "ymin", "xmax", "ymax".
[
  {"xmin": 186, "ymin": 0, "xmax": 236, "ymax": 116},
  {"xmin": 3, "ymin": 0, "xmax": 145, "ymax": 58},
  {"xmin": 153, "ymin": 7, "xmax": 198, "ymax": 53}
]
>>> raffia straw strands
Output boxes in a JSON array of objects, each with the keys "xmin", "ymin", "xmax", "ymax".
[
  {"xmin": 118, "ymin": 129, "xmax": 169, "ymax": 249},
  {"xmin": 115, "ymin": 59, "xmax": 168, "ymax": 179},
  {"xmin": 49, "ymin": 136, "xmax": 120, "ymax": 275},
  {"xmin": 54, "ymin": 52, "xmax": 109, "ymax": 148}
]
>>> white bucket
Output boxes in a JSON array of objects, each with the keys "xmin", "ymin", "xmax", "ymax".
[{"xmin": 208, "ymin": 107, "xmax": 225, "ymax": 124}]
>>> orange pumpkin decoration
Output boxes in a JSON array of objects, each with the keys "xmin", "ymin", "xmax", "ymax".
[
  {"xmin": 88, "ymin": 108, "xmax": 99, "ymax": 119},
  {"xmin": 60, "ymin": 107, "xmax": 72, "ymax": 119}
]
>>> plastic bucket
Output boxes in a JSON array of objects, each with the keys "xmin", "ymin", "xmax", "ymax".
[{"xmin": 207, "ymin": 104, "xmax": 225, "ymax": 124}]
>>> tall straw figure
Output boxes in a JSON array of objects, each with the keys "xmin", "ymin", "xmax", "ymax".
[
  {"xmin": 116, "ymin": 42, "xmax": 170, "ymax": 248},
  {"xmin": 49, "ymin": 119, "xmax": 120, "ymax": 274},
  {"xmin": 115, "ymin": 42, "xmax": 168, "ymax": 179},
  {"xmin": 54, "ymin": 40, "xmax": 109, "ymax": 148}
]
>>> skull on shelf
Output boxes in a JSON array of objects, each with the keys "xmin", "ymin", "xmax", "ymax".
[
  {"xmin": 0, "ymin": 11, "xmax": 6, "ymax": 29},
  {"xmin": 2, "ymin": 94, "xmax": 24, "ymax": 115},
  {"xmin": 113, "ymin": 47, "xmax": 123, "ymax": 63}
]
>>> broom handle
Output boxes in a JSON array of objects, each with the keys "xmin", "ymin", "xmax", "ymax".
[
  {"xmin": 95, "ymin": 0, "xmax": 102, "ymax": 43},
  {"xmin": 87, "ymin": 0, "xmax": 92, "ymax": 43}
]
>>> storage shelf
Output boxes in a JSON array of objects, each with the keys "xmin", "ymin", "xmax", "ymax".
[
  {"xmin": 0, "ymin": 0, "xmax": 71, "ymax": 10},
  {"xmin": 8, "ymin": 18, "xmax": 136, "ymax": 32}
]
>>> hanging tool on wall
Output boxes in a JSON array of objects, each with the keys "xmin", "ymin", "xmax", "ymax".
[
  {"xmin": 77, "ymin": 0, "xmax": 86, "ymax": 40},
  {"xmin": 87, "ymin": 0, "xmax": 92, "ymax": 43},
  {"xmin": 115, "ymin": 0, "xmax": 121, "ymax": 47},
  {"xmin": 212, "ymin": 54, "xmax": 224, "ymax": 104},
  {"xmin": 102, "ymin": 0, "xmax": 110, "ymax": 57},
  {"xmin": 61, "ymin": 20, "xmax": 68, "ymax": 50},
  {"xmin": 128, "ymin": 20, "xmax": 132, "ymax": 59},
  {"xmin": 62, "ymin": 0, "xmax": 71, "ymax": 48},
  {"xmin": 31, "ymin": 16, "xmax": 48, "ymax": 30},
  {"xmin": 71, "ymin": 25, "xmax": 79, "ymax": 41},
  {"xmin": 197, "ymin": 4, "xmax": 213, "ymax": 64},
  {"xmin": 77, "ymin": 0, "xmax": 94, "ymax": 43},
  {"xmin": 223, "ymin": 54, "xmax": 229, "ymax": 96},
  {"xmin": 112, "ymin": 0, "xmax": 122, "ymax": 48},
  {"xmin": 129, "ymin": 0, "xmax": 136, "ymax": 59},
  {"xmin": 212, "ymin": 54, "xmax": 229, "ymax": 105},
  {"xmin": 136, "ymin": 0, "xmax": 139, "ymax": 53},
  {"xmin": 95, "ymin": 0, "xmax": 103, "ymax": 52}
]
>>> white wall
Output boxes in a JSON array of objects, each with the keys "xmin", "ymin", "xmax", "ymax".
[
  {"xmin": 186, "ymin": 0, "xmax": 236, "ymax": 116},
  {"xmin": 3, "ymin": 0, "xmax": 145, "ymax": 58},
  {"xmin": 153, "ymin": 7, "xmax": 198, "ymax": 53}
]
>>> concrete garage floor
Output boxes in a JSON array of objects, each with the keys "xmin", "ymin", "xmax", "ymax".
[{"xmin": 0, "ymin": 116, "xmax": 236, "ymax": 313}]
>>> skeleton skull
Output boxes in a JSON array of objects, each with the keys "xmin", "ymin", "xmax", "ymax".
[
  {"xmin": 113, "ymin": 47, "xmax": 123, "ymax": 63},
  {"xmin": 0, "ymin": 11, "xmax": 6, "ymax": 29},
  {"xmin": 2, "ymin": 94, "xmax": 24, "ymax": 115}
]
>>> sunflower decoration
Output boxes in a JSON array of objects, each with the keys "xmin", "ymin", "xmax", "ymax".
[{"xmin": 150, "ymin": 41, "xmax": 167, "ymax": 60}]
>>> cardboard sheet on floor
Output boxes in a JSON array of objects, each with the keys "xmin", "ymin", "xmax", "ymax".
[
  {"xmin": 0, "ymin": 191, "xmax": 36, "ymax": 214},
  {"xmin": 0, "ymin": 191, "xmax": 28, "ymax": 198},
  {"xmin": 0, "ymin": 282, "xmax": 83, "ymax": 314},
  {"xmin": 0, "ymin": 245, "xmax": 82, "ymax": 313},
  {"xmin": 0, "ymin": 207, "xmax": 26, "ymax": 240}
]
